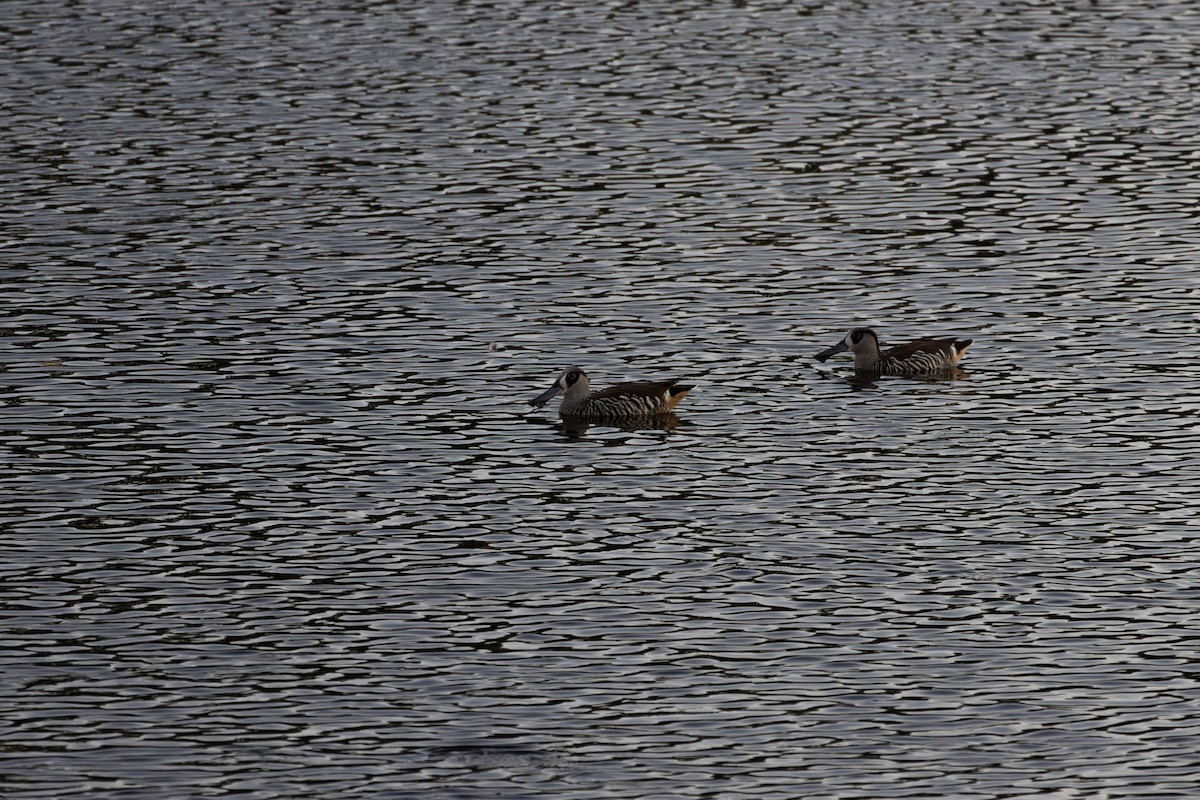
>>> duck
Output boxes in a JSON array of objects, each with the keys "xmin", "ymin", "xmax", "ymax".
[
  {"xmin": 529, "ymin": 366, "xmax": 693, "ymax": 418},
  {"xmin": 814, "ymin": 328, "xmax": 972, "ymax": 375}
]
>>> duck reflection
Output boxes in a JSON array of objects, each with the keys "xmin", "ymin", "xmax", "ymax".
[
  {"xmin": 817, "ymin": 367, "xmax": 968, "ymax": 391},
  {"xmin": 528, "ymin": 412, "xmax": 688, "ymax": 438}
]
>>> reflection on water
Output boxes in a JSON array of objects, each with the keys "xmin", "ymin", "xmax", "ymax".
[
  {"xmin": 531, "ymin": 412, "xmax": 689, "ymax": 438},
  {"xmin": 4, "ymin": 0, "xmax": 1200, "ymax": 798},
  {"xmin": 817, "ymin": 367, "xmax": 971, "ymax": 391},
  {"xmin": 420, "ymin": 742, "xmax": 572, "ymax": 769}
]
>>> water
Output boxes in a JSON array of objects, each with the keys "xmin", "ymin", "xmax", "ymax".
[{"xmin": 3, "ymin": 0, "xmax": 1200, "ymax": 797}]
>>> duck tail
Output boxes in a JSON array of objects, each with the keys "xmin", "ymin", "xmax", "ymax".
[{"xmin": 666, "ymin": 384, "xmax": 694, "ymax": 409}]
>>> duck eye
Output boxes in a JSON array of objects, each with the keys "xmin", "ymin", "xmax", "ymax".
[
  {"xmin": 567, "ymin": 371, "xmax": 579, "ymax": 381},
  {"xmin": 851, "ymin": 332, "xmax": 862, "ymax": 343}
]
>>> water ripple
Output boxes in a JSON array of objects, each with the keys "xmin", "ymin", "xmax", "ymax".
[{"xmin": 4, "ymin": 0, "xmax": 1200, "ymax": 797}]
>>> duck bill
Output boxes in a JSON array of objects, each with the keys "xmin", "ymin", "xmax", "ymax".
[
  {"xmin": 814, "ymin": 340, "xmax": 849, "ymax": 362},
  {"xmin": 529, "ymin": 384, "xmax": 564, "ymax": 408}
]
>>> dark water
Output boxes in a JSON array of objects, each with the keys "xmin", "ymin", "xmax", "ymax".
[{"xmin": 4, "ymin": 0, "xmax": 1200, "ymax": 797}]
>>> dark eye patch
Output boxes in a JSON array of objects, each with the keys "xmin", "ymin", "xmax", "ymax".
[
  {"xmin": 851, "ymin": 331, "xmax": 863, "ymax": 343},
  {"xmin": 566, "ymin": 371, "xmax": 580, "ymax": 384}
]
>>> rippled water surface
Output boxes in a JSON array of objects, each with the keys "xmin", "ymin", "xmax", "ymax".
[{"xmin": 4, "ymin": 0, "xmax": 1200, "ymax": 797}]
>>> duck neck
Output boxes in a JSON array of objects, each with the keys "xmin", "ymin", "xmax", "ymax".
[
  {"xmin": 560, "ymin": 382, "xmax": 593, "ymax": 413},
  {"xmin": 854, "ymin": 341, "xmax": 883, "ymax": 371}
]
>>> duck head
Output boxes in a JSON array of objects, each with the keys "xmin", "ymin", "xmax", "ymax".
[
  {"xmin": 529, "ymin": 366, "xmax": 589, "ymax": 408},
  {"xmin": 814, "ymin": 328, "xmax": 879, "ymax": 362}
]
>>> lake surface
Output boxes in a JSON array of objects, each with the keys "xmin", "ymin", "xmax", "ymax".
[{"xmin": 4, "ymin": 0, "xmax": 1200, "ymax": 797}]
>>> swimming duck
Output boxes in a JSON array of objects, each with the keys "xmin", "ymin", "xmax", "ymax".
[
  {"xmin": 529, "ymin": 366, "xmax": 693, "ymax": 418},
  {"xmin": 814, "ymin": 328, "xmax": 972, "ymax": 374}
]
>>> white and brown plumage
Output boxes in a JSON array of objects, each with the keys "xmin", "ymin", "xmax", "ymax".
[
  {"xmin": 814, "ymin": 328, "xmax": 973, "ymax": 375},
  {"xmin": 529, "ymin": 366, "xmax": 693, "ymax": 419}
]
